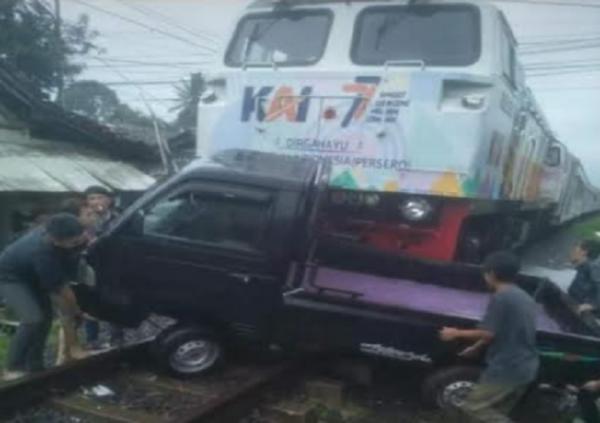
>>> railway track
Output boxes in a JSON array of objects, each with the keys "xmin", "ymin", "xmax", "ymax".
[{"xmin": 0, "ymin": 341, "xmax": 297, "ymax": 423}]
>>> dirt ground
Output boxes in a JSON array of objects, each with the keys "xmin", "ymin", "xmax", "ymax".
[{"xmin": 241, "ymin": 360, "xmax": 576, "ymax": 423}]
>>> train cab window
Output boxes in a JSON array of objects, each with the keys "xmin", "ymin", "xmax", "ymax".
[
  {"xmin": 143, "ymin": 187, "xmax": 271, "ymax": 252},
  {"xmin": 225, "ymin": 9, "xmax": 332, "ymax": 67},
  {"xmin": 501, "ymin": 17, "xmax": 517, "ymax": 86},
  {"xmin": 545, "ymin": 146, "xmax": 562, "ymax": 167},
  {"xmin": 352, "ymin": 5, "xmax": 481, "ymax": 66}
]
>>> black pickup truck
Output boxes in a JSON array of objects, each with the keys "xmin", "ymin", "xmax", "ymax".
[{"xmin": 81, "ymin": 150, "xmax": 600, "ymax": 409}]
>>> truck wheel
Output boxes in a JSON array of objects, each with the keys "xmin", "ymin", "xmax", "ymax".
[
  {"xmin": 422, "ymin": 366, "xmax": 481, "ymax": 409},
  {"xmin": 154, "ymin": 326, "xmax": 223, "ymax": 377}
]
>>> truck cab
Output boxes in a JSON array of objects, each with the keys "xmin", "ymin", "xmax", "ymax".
[{"xmin": 86, "ymin": 151, "xmax": 321, "ymax": 341}]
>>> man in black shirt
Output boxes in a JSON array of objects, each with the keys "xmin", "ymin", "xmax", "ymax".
[
  {"xmin": 0, "ymin": 214, "xmax": 86, "ymax": 380},
  {"xmin": 568, "ymin": 239, "xmax": 600, "ymax": 314}
]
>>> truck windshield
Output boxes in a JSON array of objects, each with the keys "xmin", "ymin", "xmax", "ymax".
[
  {"xmin": 225, "ymin": 9, "xmax": 332, "ymax": 67},
  {"xmin": 352, "ymin": 5, "xmax": 480, "ymax": 67}
]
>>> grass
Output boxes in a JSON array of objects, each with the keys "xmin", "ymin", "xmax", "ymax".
[
  {"xmin": 572, "ymin": 214, "xmax": 600, "ymax": 240},
  {"xmin": 0, "ymin": 334, "xmax": 8, "ymax": 369}
]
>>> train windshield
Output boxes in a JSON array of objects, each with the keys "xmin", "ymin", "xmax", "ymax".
[
  {"xmin": 352, "ymin": 5, "xmax": 480, "ymax": 67},
  {"xmin": 226, "ymin": 9, "xmax": 332, "ymax": 67}
]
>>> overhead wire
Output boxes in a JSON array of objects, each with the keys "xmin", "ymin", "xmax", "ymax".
[
  {"xmin": 519, "ymin": 42, "xmax": 600, "ymax": 55},
  {"xmin": 92, "ymin": 55, "xmax": 178, "ymax": 172},
  {"xmin": 69, "ymin": 0, "xmax": 218, "ymax": 53},
  {"xmin": 527, "ymin": 67, "xmax": 600, "ymax": 76},
  {"xmin": 494, "ymin": 0, "xmax": 600, "ymax": 9},
  {"xmin": 85, "ymin": 57, "xmax": 215, "ymax": 67},
  {"xmin": 111, "ymin": 0, "xmax": 220, "ymax": 46}
]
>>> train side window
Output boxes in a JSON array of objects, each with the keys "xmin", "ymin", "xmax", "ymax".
[
  {"xmin": 545, "ymin": 146, "xmax": 562, "ymax": 167},
  {"xmin": 142, "ymin": 187, "xmax": 271, "ymax": 253}
]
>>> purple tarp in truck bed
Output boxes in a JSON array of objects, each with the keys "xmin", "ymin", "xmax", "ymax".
[{"xmin": 304, "ymin": 267, "xmax": 565, "ymax": 335}]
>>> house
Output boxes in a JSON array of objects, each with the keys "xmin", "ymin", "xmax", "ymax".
[{"xmin": 0, "ymin": 62, "xmax": 158, "ymax": 246}]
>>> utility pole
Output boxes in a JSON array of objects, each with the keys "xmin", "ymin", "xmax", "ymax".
[{"xmin": 54, "ymin": 0, "xmax": 65, "ymax": 106}]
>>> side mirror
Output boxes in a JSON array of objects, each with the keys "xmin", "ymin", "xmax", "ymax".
[
  {"xmin": 545, "ymin": 146, "xmax": 561, "ymax": 167},
  {"xmin": 125, "ymin": 210, "xmax": 145, "ymax": 235}
]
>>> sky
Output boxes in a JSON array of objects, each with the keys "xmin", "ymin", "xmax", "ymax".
[{"xmin": 61, "ymin": 0, "xmax": 600, "ymax": 185}]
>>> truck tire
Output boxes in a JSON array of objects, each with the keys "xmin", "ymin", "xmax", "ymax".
[
  {"xmin": 154, "ymin": 326, "xmax": 223, "ymax": 378},
  {"xmin": 422, "ymin": 366, "xmax": 481, "ymax": 409}
]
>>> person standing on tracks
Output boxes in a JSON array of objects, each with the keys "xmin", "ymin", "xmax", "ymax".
[
  {"xmin": 0, "ymin": 214, "xmax": 87, "ymax": 381},
  {"xmin": 82, "ymin": 186, "xmax": 125, "ymax": 350},
  {"xmin": 84, "ymin": 185, "xmax": 121, "ymax": 236},
  {"xmin": 568, "ymin": 239, "xmax": 600, "ymax": 314},
  {"xmin": 439, "ymin": 251, "xmax": 539, "ymax": 423}
]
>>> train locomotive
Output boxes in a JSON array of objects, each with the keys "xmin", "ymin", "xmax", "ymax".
[{"xmin": 196, "ymin": 0, "xmax": 600, "ymax": 262}]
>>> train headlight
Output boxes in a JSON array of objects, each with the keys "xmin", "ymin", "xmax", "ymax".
[{"xmin": 400, "ymin": 198, "xmax": 433, "ymax": 222}]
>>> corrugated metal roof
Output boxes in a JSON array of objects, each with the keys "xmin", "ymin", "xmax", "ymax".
[{"xmin": 0, "ymin": 134, "xmax": 155, "ymax": 192}]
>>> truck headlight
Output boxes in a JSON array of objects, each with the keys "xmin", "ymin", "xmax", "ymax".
[{"xmin": 400, "ymin": 198, "xmax": 433, "ymax": 222}]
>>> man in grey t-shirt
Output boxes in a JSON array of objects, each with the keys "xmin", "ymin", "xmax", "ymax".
[{"xmin": 440, "ymin": 251, "xmax": 540, "ymax": 422}]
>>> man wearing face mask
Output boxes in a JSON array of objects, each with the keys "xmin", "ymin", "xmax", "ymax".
[{"xmin": 0, "ymin": 214, "xmax": 86, "ymax": 380}]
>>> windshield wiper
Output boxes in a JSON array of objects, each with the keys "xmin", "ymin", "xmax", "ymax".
[
  {"xmin": 241, "ymin": 17, "xmax": 287, "ymax": 65},
  {"xmin": 375, "ymin": 15, "xmax": 407, "ymax": 51}
]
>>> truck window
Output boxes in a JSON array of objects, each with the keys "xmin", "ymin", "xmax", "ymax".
[
  {"xmin": 143, "ymin": 189, "xmax": 270, "ymax": 252},
  {"xmin": 225, "ymin": 9, "xmax": 332, "ymax": 67},
  {"xmin": 352, "ymin": 5, "xmax": 480, "ymax": 66}
]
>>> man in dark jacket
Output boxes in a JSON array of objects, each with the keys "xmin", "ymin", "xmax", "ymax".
[
  {"xmin": 568, "ymin": 239, "xmax": 600, "ymax": 314},
  {"xmin": 0, "ymin": 214, "xmax": 86, "ymax": 380}
]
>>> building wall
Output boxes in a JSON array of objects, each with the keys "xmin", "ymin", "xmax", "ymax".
[{"xmin": 0, "ymin": 193, "xmax": 74, "ymax": 249}]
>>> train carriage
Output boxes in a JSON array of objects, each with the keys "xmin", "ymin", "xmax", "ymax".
[{"xmin": 196, "ymin": 0, "xmax": 600, "ymax": 262}]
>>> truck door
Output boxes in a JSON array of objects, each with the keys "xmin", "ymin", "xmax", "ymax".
[{"xmin": 115, "ymin": 181, "xmax": 282, "ymax": 339}]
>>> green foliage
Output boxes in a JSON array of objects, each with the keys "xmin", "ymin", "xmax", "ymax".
[
  {"xmin": 572, "ymin": 215, "xmax": 600, "ymax": 240},
  {"xmin": 63, "ymin": 80, "xmax": 168, "ymax": 132},
  {"xmin": 0, "ymin": 0, "xmax": 98, "ymax": 92},
  {"xmin": 63, "ymin": 80, "xmax": 120, "ymax": 122}
]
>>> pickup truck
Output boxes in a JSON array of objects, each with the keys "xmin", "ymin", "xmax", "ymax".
[{"xmin": 80, "ymin": 150, "xmax": 600, "ymax": 409}]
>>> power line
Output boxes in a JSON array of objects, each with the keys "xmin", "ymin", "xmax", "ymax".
[
  {"xmin": 519, "ymin": 33, "xmax": 600, "ymax": 42},
  {"xmin": 102, "ymin": 80, "xmax": 183, "ymax": 86},
  {"xmin": 520, "ymin": 42, "xmax": 600, "ymax": 55},
  {"xmin": 70, "ymin": 0, "xmax": 218, "ymax": 53},
  {"xmin": 111, "ymin": 0, "xmax": 220, "ymax": 46},
  {"xmin": 521, "ymin": 36, "xmax": 600, "ymax": 47},
  {"xmin": 532, "ymin": 86, "xmax": 600, "ymax": 90},
  {"xmin": 524, "ymin": 61, "xmax": 600, "ymax": 70},
  {"xmin": 495, "ymin": 0, "xmax": 600, "ymax": 9},
  {"xmin": 527, "ymin": 68, "xmax": 600, "ymax": 76},
  {"xmin": 93, "ymin": 55, "xmax": 175, "ymax": 173},
  {"xmin": 86, "ymin": 57, "xmax": 214, "ymax": 67}
]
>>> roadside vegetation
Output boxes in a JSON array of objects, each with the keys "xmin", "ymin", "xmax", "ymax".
[{"xmin": 572, "ymin": 214, "xmax": 600, "ymax": 240}]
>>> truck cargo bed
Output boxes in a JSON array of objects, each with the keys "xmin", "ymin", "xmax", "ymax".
[{"xmin": 303, "ymin": 267, "xmax": 565, "ymax": 335}]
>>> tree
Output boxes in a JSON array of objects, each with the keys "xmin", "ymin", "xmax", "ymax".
[
  {"xmin": 171, "ymin": 73, "xmax": 206, "ymax": 130},
  {"xmin": 62, "ymin": 80, "xmax": 120, "ymax": 123},
  {"xmin": 63, "ymin": 79, "xmax": 172, "ymax": 149},
  {"xmin": 0, "ymin": 0, "xmax": 97, "ymax": 93}
]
